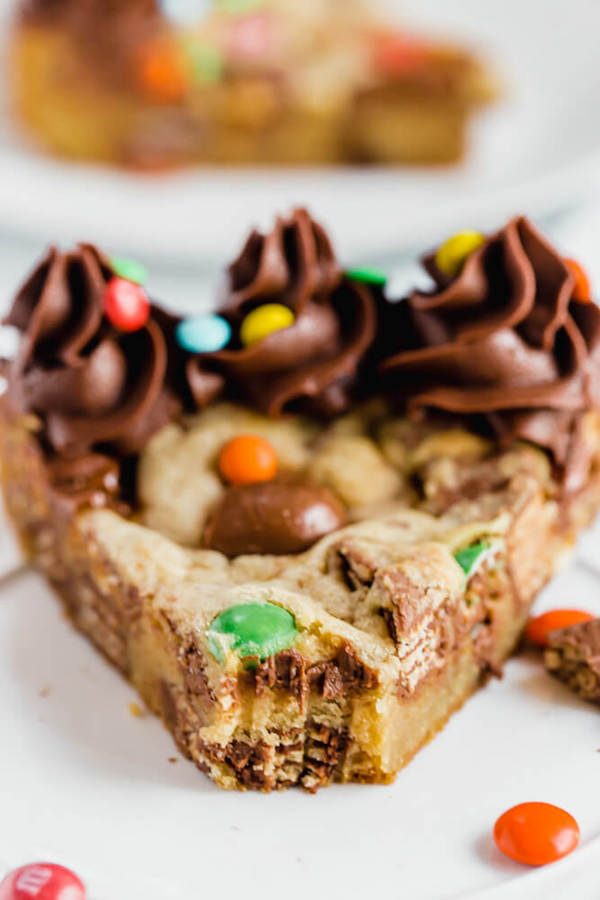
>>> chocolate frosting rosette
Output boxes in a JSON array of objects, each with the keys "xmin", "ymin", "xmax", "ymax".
[
  {"xmin": 380, "ymin": 216, "xmax": 600, "ymax": 490},
  {"xmin": 3, "ymin": 243, "xmax": 180, "ymax": 460},
  {"xmin": 185, "ymin": 208, "xmax": 378, "ymax": 417}
]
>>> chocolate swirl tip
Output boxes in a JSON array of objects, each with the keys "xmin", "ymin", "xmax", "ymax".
[
  {"xmin": 381, "ymin": 215, "xmax": 600, "ymax": 488},
  {"xmin": 3, "ymin": 243, "xmax": 180, "ymax": 458},
  {"xmin": 226, "ymin": 207, "xmax": 341, "ymax": 311},
  {"xmin": 187, "ymin": 207, "xmax": 378, "ymax": 417}
]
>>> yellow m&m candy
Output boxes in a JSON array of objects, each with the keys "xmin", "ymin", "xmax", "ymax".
[
  {"xmin": 435, "ymin": 230, "xmax": 485, "ymax": 278},
  {"xmin": 240, "ymin": 303, "xmax": 295, "ymax": 348}
]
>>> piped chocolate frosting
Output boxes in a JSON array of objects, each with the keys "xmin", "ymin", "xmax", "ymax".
[
  {"xmin": 187, "ymin": 208, "xmax": 378, "ymax": 417},
  {"xmin": 3, "ymin": 211, "xmax": 600, "ymax": 526},
  {"xmin": 381, "ymin": 216, "xmax": 600, "ymax": 490},
  {"xmin": 3, "ymin": 243, "xmax": 181, "ymax": 458}
]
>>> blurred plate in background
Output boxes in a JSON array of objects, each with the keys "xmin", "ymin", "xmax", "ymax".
[{"xmin": 0, "ymin": 0, "xmax": 599, "ymax": 267}]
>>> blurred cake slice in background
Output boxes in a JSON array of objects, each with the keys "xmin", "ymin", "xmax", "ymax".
[{"xmin": 10, "ymin": 0, "xmax": 496, "ymax": 168}]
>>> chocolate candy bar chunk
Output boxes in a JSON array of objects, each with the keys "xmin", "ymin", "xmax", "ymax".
[{"xmin": 545, "ymin": 619, "xmax": 600, "ymax": 705}]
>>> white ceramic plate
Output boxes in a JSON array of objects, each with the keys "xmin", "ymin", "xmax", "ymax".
[
  {"xmin": 1, "ymin": 0, "xmax": 600, "ymax": 267},
  {"xmin": 1, "ymin": 513, "xmax": 600, "ymax": 900}
]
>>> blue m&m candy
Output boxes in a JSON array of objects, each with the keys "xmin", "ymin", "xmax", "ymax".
[{"xmin": 175, "ymin": 314, "xmax": 231, "ymax": 353}]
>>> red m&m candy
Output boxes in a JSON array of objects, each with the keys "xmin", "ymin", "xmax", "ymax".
[
  {"xmin": 104, "ymin": 277, "xmax": 150, "ymax": 332},
  {"xmin": 0, "ymin": 863, "xmax": 85, "ymax": 900},
  {"xmin": 494, "ymin": 802, "xmax": 580, "ymax": 866}
]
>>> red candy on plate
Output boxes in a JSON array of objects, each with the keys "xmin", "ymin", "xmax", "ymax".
[
  {"xmin": 494, "ymin": 802, "xmax": 580, "ymax": 866},
  {"xmin": 526, "ymin": 609, "xmax": 594, "ymax": 648},
  {"xmin": 103, "ymin": 277, "xmax": 150, "ymax": 332},
  {"xmin": 0, "ymin": 864, "xmax": 85, "ymax": 900}
]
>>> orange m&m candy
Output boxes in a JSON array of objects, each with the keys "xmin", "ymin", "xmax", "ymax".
[
  {"xmin": 525, "ymin": 609, "xmax": 594, "ymax": 648},
  {"xmin": 565, "ymin": 257, "xmax": 592, "ymax": 303},
  {"xmin": 494, "ymin": 802, "xmax": 580, "ymax": 866},
  {"xmin": 218, "ymin": 434, "xmax": 278, "ymax": 486},
  {"xmin": 135, "ymin": 38, "xmax": 187, "ymax": 103}
]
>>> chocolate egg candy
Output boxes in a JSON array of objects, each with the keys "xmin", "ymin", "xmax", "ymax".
[{"xmin": 203, "ymin": 478, "xmax": 347, "ymax": 556}]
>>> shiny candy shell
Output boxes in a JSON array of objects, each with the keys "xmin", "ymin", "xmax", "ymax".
[
  {"xmin": 435, "ymin": 230, "xmax": 485, "ymax": 278},
  {"xmin": 104, "ymin": 278, "xmax": 150, "ymax": 332},
  {"xmin": 526, "ymin": 608, "xmax": 595, "ymax": 648},
  {"xmin": 207, "ymin": 601, "xmax": 298, "ymax": 662},
  {"xmin": 454, "ymin": 540, "xmax": 490, "ymax": 577},
  {"xmin": 494, "ymin": 802, "xmax": 580, "ymax": 866},
  {"xmin": 176, "ymin": 314, "xmax": 231, "ymax": 353},
  {"xmin": 239, "ymin": 303, "xmax": 294, "ymax": 347},
  {"xmin": 218, "ymin": 434, "xmax": 278, "ymax": 485},
  {"xmin": 135, "ymin": 38, "xmax": 187, "ymax": 103},
  {"xmin": 565, "ymin": 257, "xmax": 592, "ymax": 303},
  {"xmin": 346, "ymin": 266, "xmax": 387, "ymax": 286},
  {"xmin": 109, "ymin": 255, "xmax": 148, "ymax": 286},
  {"xmin": 0, "ymin": 863, "xmax": 86, "ymax": 900}
]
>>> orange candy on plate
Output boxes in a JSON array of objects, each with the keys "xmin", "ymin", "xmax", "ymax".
[
  {"xmin": 525, "ymin": 609, "xmax": 594, "ymax": 648},
  {"xmin": 494, "ymin": 802, "xmax": 580, "ymax": 866},
  {"xmin": 218, "ymin": 434, "xmax": 278, "ymax": 486},
  {"xmin": 565, "ymin": 257, "xmax": 592, "ymax": 303}
]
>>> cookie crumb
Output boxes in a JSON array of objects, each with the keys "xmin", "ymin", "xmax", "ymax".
[{"xmin": 129, "ymin": 702, "xmax": 145, "ymax": 718}]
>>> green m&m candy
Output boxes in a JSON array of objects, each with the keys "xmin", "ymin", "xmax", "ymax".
[
  {"xmin": 454, "ymin": 540, "xmax": 491, "ymax": 578},
  {"xmin": 345, "ymin": 266, "xmax": 388, "ymax": 287},
  {"xmin": 110, "ymin": 256, "xmax": 148, "ymax": 286},
  {"xmin": 207, "ymin": 601, "xmax": 298, "ymax": 662}
]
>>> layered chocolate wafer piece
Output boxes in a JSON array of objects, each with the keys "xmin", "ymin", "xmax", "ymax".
[
  {"xmin": 2, "ymin": 211, "xmax": 600, "ymax": 791},
  {"xmin": 545, "ymin": 619, "xmax": 600, "ymax": 705}
]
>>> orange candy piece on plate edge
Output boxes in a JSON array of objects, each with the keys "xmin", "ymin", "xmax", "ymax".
[
  {"xmin": 525, "ymin": 609, "xmax": 595, "ymax": 648},
  {"xmin": 494, "ymin": 802, "xmax": 580, "ymax": 866}
]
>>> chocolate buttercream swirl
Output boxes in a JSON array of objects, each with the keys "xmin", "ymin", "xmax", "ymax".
[
  {"xmin": 4, "ymin": 244, "xmax": 180, "ymax": 458},
  {"xmin": 381, "ymin": 216, "xmax": 600, "ymax": 490},
  {"xmin": 187, "ymin": 208, "xmax": 377, "ymax": 417}
]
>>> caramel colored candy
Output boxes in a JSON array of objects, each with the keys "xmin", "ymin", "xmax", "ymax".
[{"xmin": 203, "ymin": 478, "xmax": 347, "ymax": 556}]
